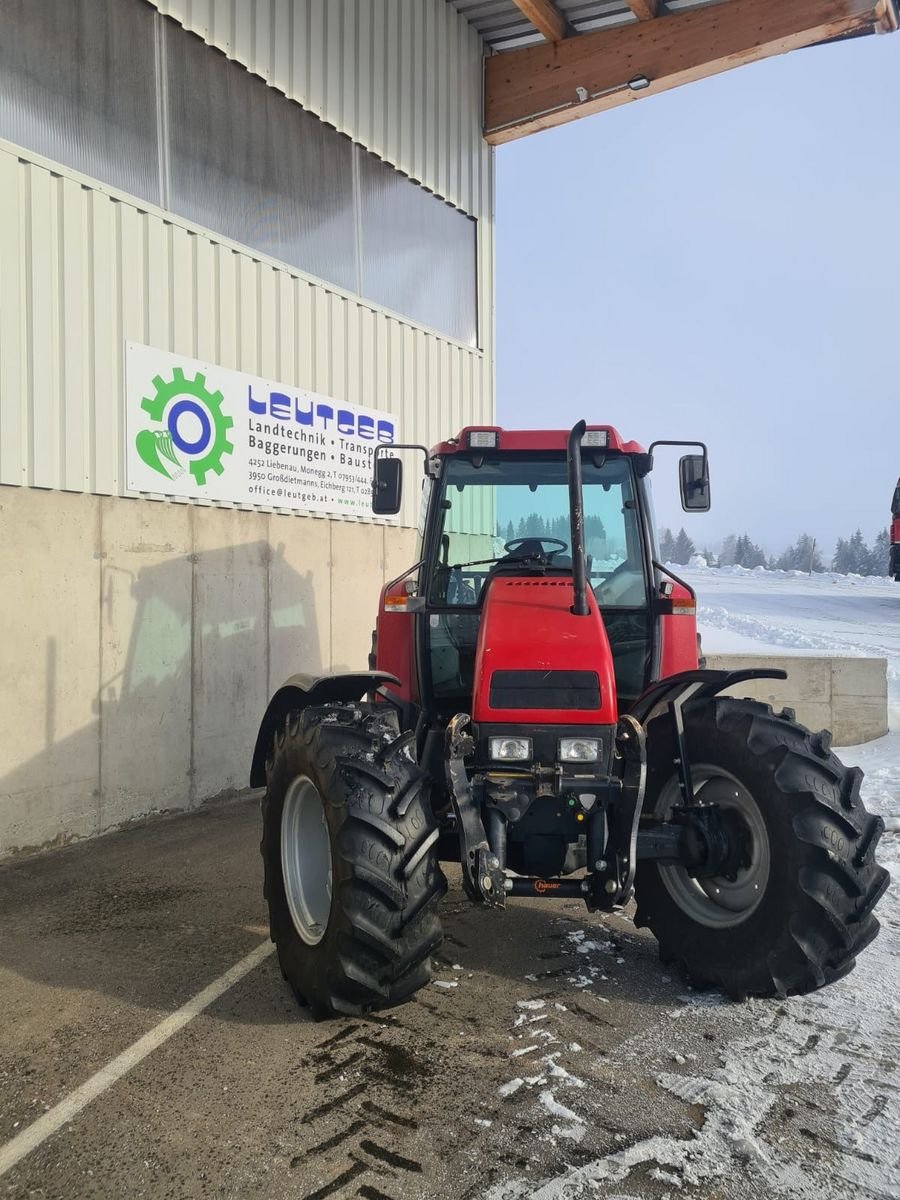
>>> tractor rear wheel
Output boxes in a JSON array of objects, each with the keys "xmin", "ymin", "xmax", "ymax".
[
  {"xmin": 634, "ymin": 696, "xmax": 889, "ymax": 998},
  {"xmin": 261, "ymin": 703, "xmax": 446, "ymax": 1017}
]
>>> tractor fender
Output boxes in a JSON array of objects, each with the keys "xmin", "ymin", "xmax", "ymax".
[
  {"xmin": 249, "ymin": 670, "xmax": 401, "ymax": 787},
  {"xmin": 630, "ymin": 667, "xmax": 788, "ymax": 728}
]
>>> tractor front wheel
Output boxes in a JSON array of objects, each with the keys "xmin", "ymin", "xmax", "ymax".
[
  {"xmin": 261, "ymin": 703, "xmax": 446, "ymax": 1017},
  {"xmin": 634, "ymin": 697, "xmax": 888, "ymax": 998}
]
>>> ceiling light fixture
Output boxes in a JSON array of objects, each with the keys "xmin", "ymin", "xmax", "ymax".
[{"xmin": 485, "ymin": 74, "xmax": 654, "ymax": 135}]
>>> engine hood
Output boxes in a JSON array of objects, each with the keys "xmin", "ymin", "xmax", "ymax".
[{"xmin": 471, "ymin": 575, "xmax": 618, "ymax": 725}]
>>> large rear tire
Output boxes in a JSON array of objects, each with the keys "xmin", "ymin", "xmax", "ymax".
[
  {"xmin": 634, "ymin": 697, "xmax": 889, "ymax": 998},
  {"xmin": 261, "ymin": 703, "xmax": 446, "ymax": 1017}
]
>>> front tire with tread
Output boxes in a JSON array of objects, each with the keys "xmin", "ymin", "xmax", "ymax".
[
  {"xmin": 261, "ymin": 703, "xmax": 446, "ymax": 1018},
  {"xmin": 634, "ymin": 697, "xmax": 889, "ymax": 999}
]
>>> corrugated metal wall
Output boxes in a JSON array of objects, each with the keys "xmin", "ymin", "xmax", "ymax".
[
  {"xmin": 149, "ymin": 0, "xmax": 489, "ymax": 222},
  {"xmin": 0, "ymin": 0, "xmax": 494, "ymax": 528}
]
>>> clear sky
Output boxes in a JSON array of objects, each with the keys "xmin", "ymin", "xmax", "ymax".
[{"xmin": 495, "ymin": 31, "xmax": 900, "ymax": 560}]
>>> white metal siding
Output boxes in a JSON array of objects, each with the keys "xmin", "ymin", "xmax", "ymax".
[
  {"xmin": 0, "ymin": 140, "xmax": 492, "ymax": 526},
  {"xmin": 149, "ymin": 0, "xmax": 489, "ymax": 223}
]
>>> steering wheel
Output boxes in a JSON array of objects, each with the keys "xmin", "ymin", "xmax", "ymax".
[{"xmin": 503, "ymin": 536, "xmax": 568, "ymax": 563}]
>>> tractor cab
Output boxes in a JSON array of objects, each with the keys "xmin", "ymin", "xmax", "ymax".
[
  {"xmin": 372, "ymin": 424, "xmax": 705, "ymax": 727},
  {"xmin": 422, "ymin": 439, "xmax": 651, "ymax": 713}
]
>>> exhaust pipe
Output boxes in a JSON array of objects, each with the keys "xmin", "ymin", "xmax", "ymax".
[{"xmin": 567, "ymin": 420, "xmax": 590, "ymax": 617}]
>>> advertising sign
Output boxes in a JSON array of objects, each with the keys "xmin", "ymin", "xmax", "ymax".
[{"xmin": 125, "ymin": 342, "xmax": 397, "ymax": 520}]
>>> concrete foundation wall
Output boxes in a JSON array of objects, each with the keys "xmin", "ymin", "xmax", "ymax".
[
  {"xmin": 705, "ymin": 654, "xmax": 889, "ymax": 747},
  {"xmin": 0, "ymin": 487, "xmax": 416, "ymax": 856}
]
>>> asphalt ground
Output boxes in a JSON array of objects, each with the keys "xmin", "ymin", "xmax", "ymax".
[{"xmin": 0, "ymin": 793, "xmax": 891, "ymax": 1200}]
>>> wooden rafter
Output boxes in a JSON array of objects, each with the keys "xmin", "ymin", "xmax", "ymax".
[
  {"xmin": 509, "ymin": 0, "xmax": 570, "ymax": 43},
  {"xmin": 627, "ymin": 0, "xmax": 659, "ymax": 19},
  {"xmin": 485, "ymin": 0, "xmax": 899, "ymax": 143}
]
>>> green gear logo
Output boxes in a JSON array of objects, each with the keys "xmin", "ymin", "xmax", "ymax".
[{"xmin": 135, "ymin": 367, "xmax": 234, "ymax": 486}]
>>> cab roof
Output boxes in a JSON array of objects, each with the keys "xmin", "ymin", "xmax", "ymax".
[{"xmin": 432, "ymin": 426, "xmax": 645, "ymax": 456}]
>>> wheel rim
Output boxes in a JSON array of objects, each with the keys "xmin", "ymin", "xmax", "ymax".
[
  {"xmin": 281, "ymin": 775, "xmax": 333, "ymax": 946},
  {"xmin": 656, "ymin": 766, "xmax": 770, "ymax": 929}
]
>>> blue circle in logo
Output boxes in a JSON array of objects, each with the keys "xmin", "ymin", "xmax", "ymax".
[{"xmin": 168, "ymin": 399, "xmax": 212, "ymax": 455}]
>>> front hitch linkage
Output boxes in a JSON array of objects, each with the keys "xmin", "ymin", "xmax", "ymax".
[{"xmin": 444, "ymin": 713, "xmax": 506, "ymax": 906}]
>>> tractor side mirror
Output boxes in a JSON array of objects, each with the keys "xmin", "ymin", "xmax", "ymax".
[
  {"xmin": 679, "ymin": 454, "xmax": 710, "ymax": 512},
  {"xmin": 372, "ymin": 456, "xmax": 403, "ymax": 515}
]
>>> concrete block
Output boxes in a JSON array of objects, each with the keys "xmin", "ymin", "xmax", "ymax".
[
  {"xmin": 830, "ymin": 658, "xmax": 888, "ymax": 744},
  {"xmin": 832, "ymin": 699, "xmax": 889, "ymax": 746},
  {"xmin": 0, "ymin": 488, "xmax": 101, "ymax": 853},
  {"xmin": 708, "ymin": 677, "xmax": 832, "ymax": 735},
  {"xmin": 704, "ymin": 654, "xmax": 830, "ymax": 730},
  {"xmin": 191, "ymin": 507, "xmax": 270, "ymax": 800},
  {"xmin": 784, "ymin": 701, "xmax": 834, "ymax": 735},
  {"xmin": 268, "ymin": 512, "xmax": 330, "ymax": 689},
  {"xmin": 330, "ymin": 521, "xmax": 384, "ymax": 672},
  {"xmin": 831, "ymin": 656, "xmax": 888, "ymax": 700},
  {"xmin": 704, "ymin": 653, "xmax": 888, "ymax": 746},
  {"xmin": 99, "ymin": 497, "xmax": 193, "ymax": 828}
]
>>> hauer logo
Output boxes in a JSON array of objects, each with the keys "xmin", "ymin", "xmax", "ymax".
[
  {"xmin": 533, "ymin": 880, "xmax": 561, "ymax": 894},
  {"xmin": 135, "ymin": 367, "xmax": 235, "ymax": 485}
]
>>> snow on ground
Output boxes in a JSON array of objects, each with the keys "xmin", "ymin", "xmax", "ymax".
[
  {"xmin": 690, "ymin": 564, "xmax": 900, "ymax": 709},
  {"xmin": 489, "ymin": 566, "xmax": 900, "ymax": 1200}
]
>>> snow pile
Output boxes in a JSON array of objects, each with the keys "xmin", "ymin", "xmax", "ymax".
[
  {"xmin": 699, "ymin": 603, "xmax": 900, "ymax": 690},
  {"xmin": 669, "ymin": 561, "xmax": 896, "ymax": 587}
]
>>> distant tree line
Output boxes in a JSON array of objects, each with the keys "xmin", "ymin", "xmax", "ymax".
[
  {"xmin": 658, "ymin": 526, "xmax": 891, "ymax": 576},
  {"xmin": 498, "ymin": 514, "xmax": 607, "ymax": 544}
]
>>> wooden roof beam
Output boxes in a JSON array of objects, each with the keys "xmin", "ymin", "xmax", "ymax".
[
  {"xmin": 485, "ymin": 0, "xmax": 899, "ymax": 143},
  {"xmin": 627, "ymin": 0, "xmax": 659, "ymax": 19},
  {"xmin": 510, "ymin": 0, "xmax": 571, "ymax": 43}
]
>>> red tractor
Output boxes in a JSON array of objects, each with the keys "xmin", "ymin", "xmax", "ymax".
[
  {"xmin": 891, "ymin": 477, "xmax": 900, "ymax": 581},
  {"xmin": 251, "ymin": 423, "xmax": 888, "ymax": 1017}
]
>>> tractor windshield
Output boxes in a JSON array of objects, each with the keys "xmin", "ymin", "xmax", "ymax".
[
  {"xmin": 424, "ymin": 452, "xmax": 652, "ymax": 706},
  {"xmin": 426, "ymin": 453, "xmax": 647, "ymax": 608}
]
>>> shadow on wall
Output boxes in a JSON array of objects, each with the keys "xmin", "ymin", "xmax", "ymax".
[{"xmin": 0, "ymin": 540, "xmax": 324, "ymax": 854}]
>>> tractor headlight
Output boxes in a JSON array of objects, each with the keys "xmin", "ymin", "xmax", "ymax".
[
  {"xmin": 559, "ymin": 737, "xmax": 600, "ymax": 763},
  {"xmin": 489, "ymin": 737, "xmax": 532, "ymax": 762}
]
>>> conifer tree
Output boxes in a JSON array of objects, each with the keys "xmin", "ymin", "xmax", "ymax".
[
  {"xmin": 658, "ymin": 527, "xmax": 676, "ymax": 562},
  {"xmin": 719, "ymin": 534, "xmax": 738, "ymax": 566},
  {"xmin": 871, "ymin": 529, "xmax": 890, "ymax": 576},
  {"xmin": 672, "ymin": 528, "xmax": 696, "ymax": 565}
]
